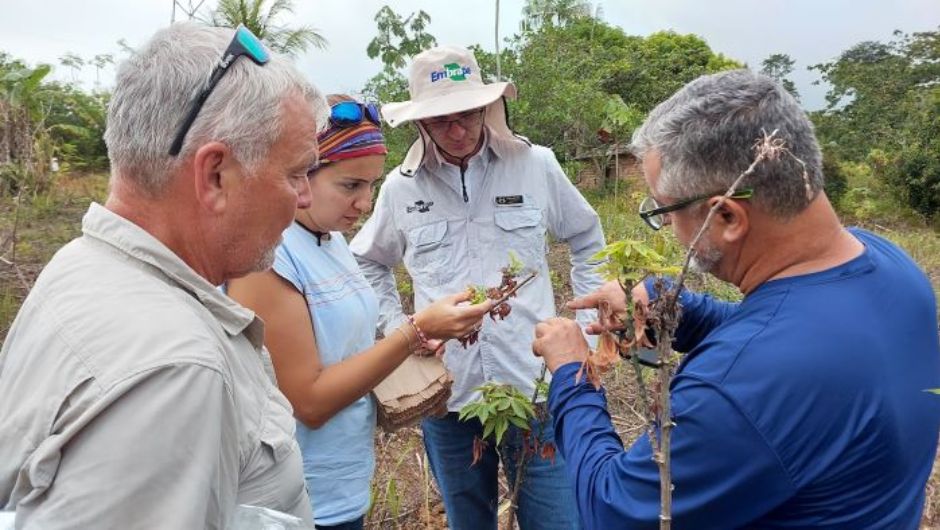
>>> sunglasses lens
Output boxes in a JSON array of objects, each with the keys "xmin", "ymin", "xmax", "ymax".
[
  {"xmin": 639, "ymin": 196, "xmax": 664, "ymax": 230},
  {"xmin": 331, "ymin": 101, "xmax": 364, "ymax": 126}
]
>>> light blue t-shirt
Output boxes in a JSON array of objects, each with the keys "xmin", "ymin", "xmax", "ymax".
[{"xmin": 272, "ymin": 222, "xmax": 379, "ymax": 526}]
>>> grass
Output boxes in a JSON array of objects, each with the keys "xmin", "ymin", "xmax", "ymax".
[{"xmin": 1, "ymin": 172, "xmax": 938, "ymax": 527}]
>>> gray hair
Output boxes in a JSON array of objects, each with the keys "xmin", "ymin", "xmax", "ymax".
[
  {"xmin": 104, "ymin": 22, "xmax": 327, "ymax": 195},
  {"xmin": 631, "ymin": 69, "xmax": 823, "ymax": 218}
]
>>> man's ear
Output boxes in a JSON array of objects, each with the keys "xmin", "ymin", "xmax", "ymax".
[
  {"xmin": 192, "ymin": 141, "xmax": 236, "ymax": 213},
  {"xmin": 708, "ymin": 196, "xmax": 749, "ymax": 244}
]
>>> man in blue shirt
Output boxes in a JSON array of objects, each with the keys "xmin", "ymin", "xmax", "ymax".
[{"xmin": 532, "ymin": 69, "xmax": 940, "ymax": 528}]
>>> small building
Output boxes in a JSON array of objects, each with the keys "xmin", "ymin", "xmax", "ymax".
[{"xmin": 570, "ymin": 142, "xmax": 642, "ymax": 190}]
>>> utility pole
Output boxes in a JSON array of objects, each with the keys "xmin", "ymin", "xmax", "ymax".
[{"xmin": 495, "ymin": 0, "xmax": 501, "ymax": 80}]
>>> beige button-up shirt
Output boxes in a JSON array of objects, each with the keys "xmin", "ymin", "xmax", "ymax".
[{"xmin": 0, "ymin": 203, "xmax": 311, "ymax": 529}]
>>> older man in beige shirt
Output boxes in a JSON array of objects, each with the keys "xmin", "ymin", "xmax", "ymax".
[{"xmin": 0, "ymin": 22, "xmax": 325, "ymax": 529}]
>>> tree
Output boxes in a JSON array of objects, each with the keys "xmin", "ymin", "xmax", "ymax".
[
  {"xmin": 880, "ymin": 86, "xmax": 940, "ymax": 220},
  {"xmin": 1, "ymin": 57, "xmax": 55, "ymax": 193},
  {"xmin": 600, "ymin": 31, "xmax": 744, "ymax": 114},
  {"xmin": 58, "ymin": 53, "xmax": 84, "ymax": 85},
  {"xmin": 362, "ymin": 6, "xmax": 438, "ymax": 170},
  {"xmin": 366, "ymin": 6, "xmax": 436, "ymax": 71},
  {"xmin": 41, "ymin": 82, "xmax": 110, "ymax": 171},
  {"xmin": 760, "ymin": 53, "xmax": 799, "ymax": 100},
  {"xmin": 480, "ymin": 19, "xmax": 742, "ymax": 162},
  {"xmin": 91, "ymin": 54, "xmax": 113, "ymax": 89},
  {"xmin": 204, "ymin": 0, "xmax": 327, "ymax": 57},
  {"xmin": 810, "ymin": 27, "xmax": 940, "ymax": 219},
  {"xmin": 809, "ymin": 29, "xmax": 937, "ymax": 159},
  {"xmin": 520, "ymin": 0, "xmax": 593, "ymax": 33},
  {"xmin": 116, "ymin": 39, "xmax": 136, "ymax": 57}
]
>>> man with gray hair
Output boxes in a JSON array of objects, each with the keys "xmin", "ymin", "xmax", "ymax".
[
  {"xmin": 532, "ymin": 70, "xmax": 940, "ymax": 528},
  {"xmin": 0, "ymin": 23, "xmax": 324, "ymax": 528}
]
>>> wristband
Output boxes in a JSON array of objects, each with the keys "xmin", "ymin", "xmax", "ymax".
[
  {"xmin": 407, "ymin": 314, "xmax": 430, "ymax": 349},
  {"xmin": 393, "ymin": 326, "xmax": 417, "ymax": 355}
]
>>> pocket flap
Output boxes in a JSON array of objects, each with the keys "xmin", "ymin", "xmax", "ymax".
[
  {"xmin": 494, "ymin": 208, "xmax": 542, "ymax": 231},
  {"xmin": 259, "ymin": 391, "xmax": 296, "ymax": 463},
  {"xmin": 407, "ymin": 220, "xmax": 448, "ymax": 248}
]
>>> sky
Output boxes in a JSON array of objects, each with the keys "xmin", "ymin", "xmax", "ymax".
[{"xmin": 1, "ymin": 0, "xmax": 938, "ymax": 110}]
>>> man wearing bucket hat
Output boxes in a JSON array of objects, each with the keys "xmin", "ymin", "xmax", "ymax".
[{"xmin": 350, "ymin": 45, "xmax": 604, "ymax": 529}]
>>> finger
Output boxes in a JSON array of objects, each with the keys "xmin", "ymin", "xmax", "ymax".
[
  {"xmin": 429, "ymin": 340, "xmax": 445, "ymax": 356},
  {"xmin": 446, "ymin": 290, "xmax": 473, "ymax": 304},
  {"xmin": 584, "ymin": 322, "xmax": 606, "ymax": 335},
  {"xmin": 531, "ymin": 337, "xmax": 544, "ymax": 357},
  {"xmin": 567, "ymin": 292, "xmax": 603, "ymax": 310},
  {"xmin": 534, "ymin": 321, "xmax": 549, "ymax": 339},
  {"xmin": 462, "ymin": 298, "xmax": 495, "ymax": 316}
]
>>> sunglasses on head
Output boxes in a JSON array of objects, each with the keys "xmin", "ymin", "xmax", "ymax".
[
  {"xmin": 168, "ymin": 24, "xmax": 270, "ymax": 156},
  {"xmin": 329, "ymin": 101, "xmax": 381, "ymax": 128}
]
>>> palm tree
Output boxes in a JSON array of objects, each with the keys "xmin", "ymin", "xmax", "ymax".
[
  {"xmin": 91, "ymin": 54, "xmax": 113, "ymax": 89},
  {"xmin": 204, "ymin": 0, "xmax": 327, "ymax": 57},
  {"xmin": 521, "ymin": 0, "xmax": 593, "ymax": 33},
  {"xmin": 58, "ymin": 53, "xmax": 84, "ymax": 85}
]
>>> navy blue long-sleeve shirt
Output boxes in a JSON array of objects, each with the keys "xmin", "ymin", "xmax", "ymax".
[{"xmin": 549, "ymin": 229, "xmax": 940, "ymax": 528}]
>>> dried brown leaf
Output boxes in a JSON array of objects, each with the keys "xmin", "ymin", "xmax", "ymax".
[
  {"xmin": 471, "ymin": 436, "xmax": 487, "ymax": 467},
  {"xmin": 540, "ymin": 441, "xmax": 557, "ymax": 465}
]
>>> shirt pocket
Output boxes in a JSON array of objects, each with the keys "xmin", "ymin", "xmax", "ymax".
[
  {"xmin": 405, "ymin": 220, "xmax": 450, "ymax": 286},
  {"xmin": 239, "ymin": 388, "xmax": 308, "ymax": 516},
  {"xmin": 494, "ymin": 208, "xmax": 546, "ymax": 269},
  {"xmin": 258, "ymin": 388, "xmax": 296, "ymax": 464}
]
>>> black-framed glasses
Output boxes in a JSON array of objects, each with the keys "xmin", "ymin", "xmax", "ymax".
[
  {"xmin": 330, "ymin": 101, "xmax": 381, "ymax": 128},
  {"xmin": 168, "ymin": 25, "xmax": 271, "ymax": 156},
  {"xmin": 639, "ymin": 189, "xmax": 753, "ymax": 230},
  {"xmin": 420, "ymin": 108, "xmax": 485, "ymax": 134}
]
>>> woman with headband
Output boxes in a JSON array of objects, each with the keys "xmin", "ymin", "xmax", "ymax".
[{"xmin": 227, "ymin": 94, "xmax": 492, "ymax": 530}]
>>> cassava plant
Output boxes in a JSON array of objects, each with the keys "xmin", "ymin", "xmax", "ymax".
[
  {"xmin": 459, "ymin": 251, "xmax": 536, "ymax": 347},
  {"xmin": 458, "ymin": 367, "xmax": 553, "ymax": 529},
  {"xmin": 457, "ymin": 252, "xmax": 551, "ymax": 528}
]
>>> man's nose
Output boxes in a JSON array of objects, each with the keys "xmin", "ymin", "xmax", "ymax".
[
  {"xmin": 295, "ymin": 176, "xmax": 313, "ymax": 210},
  {"xmin": 446, "ymin": 121, "xmax": 467, "ymax": 140}
]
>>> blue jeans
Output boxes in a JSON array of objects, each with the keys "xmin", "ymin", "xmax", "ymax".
[
  {"xmin": 421, "ymin": 410, "xmax": 581, "ymax": 530},
  {"xmin": 314, "ymin": 515, "xmax": 363, "ymax": 530}
]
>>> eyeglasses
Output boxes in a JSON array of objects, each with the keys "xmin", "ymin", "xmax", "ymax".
[
  {"xmin": 330, "ymin": 101, "xmax": 381, "ymax": 128},
  {"xmin": 421, "ymin": 108, "xmax": 485, "ymax": 134},
  {"xmin": 168, "ymin": 25, "xmax": 270, "ymax": 156},
  {"xmin": 639, "ymin": 189, "xmax": 753, "ymax": 230}
]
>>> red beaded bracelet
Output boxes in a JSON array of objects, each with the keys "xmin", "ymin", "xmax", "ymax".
[{"xmin": 407, "ymin": 314, "xmax": 430, "ymax": 350}]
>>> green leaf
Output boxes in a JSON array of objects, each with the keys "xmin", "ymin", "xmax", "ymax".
[
  {"xmin": 494, "ymin": 417, "xmax": 509, "ymax": 445},
  {"xmin": 508, "ymin": 414, "xmax": 530, "ymax": 430},
  {"xmin": 482, "ymin": 419, "xmax": 496, "ymax": 441},
  {"xmin": 510, "ymin": 398, "xmax": 524, "ymax": 418},
  {"xmin": 458, "ymin": 403, "xmax": 476, "ymax": 421}
]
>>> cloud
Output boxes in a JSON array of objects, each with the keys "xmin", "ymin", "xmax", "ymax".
[{"xmin": 1, "ymin": 0, "xmax": 937, "ymax": 109}]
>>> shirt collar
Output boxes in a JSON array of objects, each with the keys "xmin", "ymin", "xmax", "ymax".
[{"xmin": 80, "ymin": 203, "xmax": 263, "ymax": 346}]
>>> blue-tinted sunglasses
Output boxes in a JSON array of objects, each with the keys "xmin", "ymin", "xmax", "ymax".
[
  {"xmin": 168, "ymin": 25, "xmax": 270, "ymax": 156},
  {"xmin": 330, "ymin": 101, "xmax": 381, "ymax": 128}
]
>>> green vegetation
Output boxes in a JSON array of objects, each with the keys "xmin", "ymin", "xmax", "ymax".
[
  {"xmin": 810, "ymin": 28, "xmax": 940, "ymax": 222},
  {"xmin": 204, "ymin": 0, "xmax": 327, "ymax": 56},
  {"xmin": 459, "ymin": 383, "xmax": 536, "ymax": 445}
]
